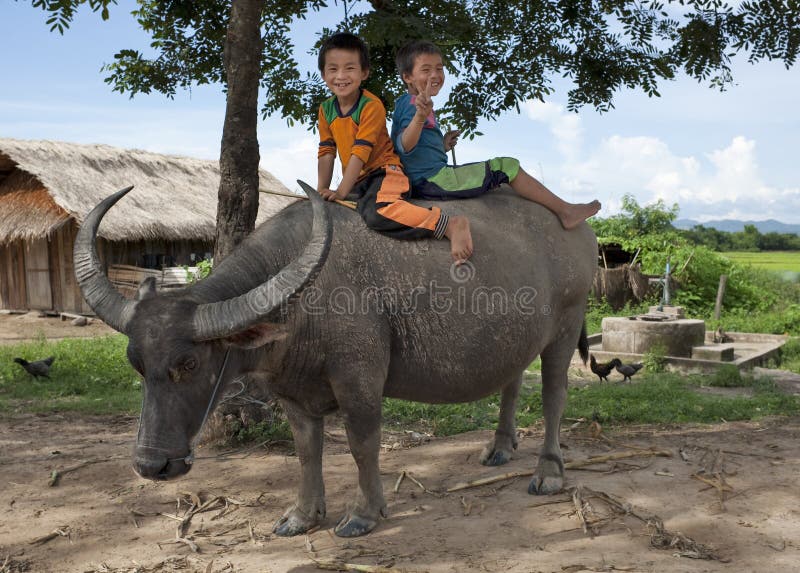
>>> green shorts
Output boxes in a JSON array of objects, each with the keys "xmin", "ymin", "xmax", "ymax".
[{"xmin": 413, "ymin": 157, "xmax": 520, "ymax": 200}]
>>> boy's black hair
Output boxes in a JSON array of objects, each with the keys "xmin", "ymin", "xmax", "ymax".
[
  {"xmin": 318, "ymin": 32, "xmax": 370, "ymax": 72},
  {"xmin": 395, "ymin": 40, "xmax": 442, "ymax": 80}
]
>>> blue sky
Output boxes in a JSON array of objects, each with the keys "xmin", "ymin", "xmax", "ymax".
[{"xmin": 2, "ymin": 1, "xmax": 799, "ymax": 223}]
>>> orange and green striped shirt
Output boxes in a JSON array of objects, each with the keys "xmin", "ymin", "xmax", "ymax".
[{"xmin": 318, "ymin": 89, "xmax": 402, "ymax": 176}]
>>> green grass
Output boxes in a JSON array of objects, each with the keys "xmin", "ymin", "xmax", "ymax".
[
  {"xmin": 721, "ymin": 251, "xmax": 800, "ymax": 275},
  {"xmin": 383, "ymin": 373, "xmax": 800, "ymax": 436},
  {"xmin": 2, "ymin": 337, "xmax": 799, "ymax": 444},
  {"xmin": 772, "ymin": 337, "xmax": 800, "ymax": 374},
  {"xmin": 0, "ymin": 334, "xmax": 141, "ymax": 414}
]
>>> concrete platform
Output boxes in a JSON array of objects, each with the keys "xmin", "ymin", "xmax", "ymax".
[
  {"xmin": 692, "ymin": 343, "xmax": 735, "ymax": 362},
  {"xmin": 577, "ymin": 331, "xmax": 788, "ymax": 374},
  {"xmin": 601, "ymin": 316, "xmax": 705, "ymax": 357}
]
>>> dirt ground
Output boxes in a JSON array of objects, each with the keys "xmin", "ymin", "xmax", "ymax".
[
  {"xmin": 1, "ymin": 315, "xmax": 799, "ymax": 573},
  {"xmin": 0, "ymin": 312, "xmax": 114, "ymax": 345},
  {"xmin": 1, "ymin": 413, "xmax": 799, "ymax": 573}
]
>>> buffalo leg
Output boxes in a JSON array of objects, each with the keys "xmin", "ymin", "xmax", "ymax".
[
  {"xmin": 325, "ymin": 358, "xmax": 387, "ymax": 538},
  {"xmin": 273, "ymin": 399, "xmax": 326, "ymax": 536},
  {"xmin": 334, "ymin": 399, "xmax": 387, "ymax": 537},
  {"xmin": 480, "ymin": 373, "xmax": 522, "ymax": 466},
  {"xmin": 529, "ymin": 340, "xmax": 571, "ymax": 495}
]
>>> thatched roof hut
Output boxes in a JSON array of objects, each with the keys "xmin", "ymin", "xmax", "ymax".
[{"xmin": 0, "ymin": 138, "xmax": 299, "ymax": 313}]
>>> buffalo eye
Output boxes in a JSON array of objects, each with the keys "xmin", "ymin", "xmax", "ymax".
[{"xmin": 168, "ymin": 356, "xmax": 197, "ymax": 382}]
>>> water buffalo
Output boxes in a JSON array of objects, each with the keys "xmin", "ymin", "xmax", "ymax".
[{"xmin": 75, "ymin": 182, "xmax": 596, "ymax": 537}]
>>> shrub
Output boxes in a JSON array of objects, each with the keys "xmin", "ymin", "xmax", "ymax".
[
  {"xmin": 643, "ymin": 342, "xmax": 667, "ymax": 374},
  {"xmin": 708, "ymin": 364, "xmax": 743, "ymax": 387}
]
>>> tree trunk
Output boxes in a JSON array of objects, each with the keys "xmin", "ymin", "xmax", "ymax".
[
  {"xmin": 214, "ymin": 0, "xmax": 263, "ymax": 263},
  {"xmin": 205, "ymin": 0, "xmax": 274, "ymax": 445}
]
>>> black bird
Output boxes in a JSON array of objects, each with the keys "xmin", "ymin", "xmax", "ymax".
[
  {"xmin": 590, "ymin": 355, "xmax": 621, "ymax": 383},
  {"xmin": 13, "ymin": 356, "xmax": 55, "ymax": 379},
  {"xmin": 616, "ymin": 361, "xmax": 644, "ymax": 382}
]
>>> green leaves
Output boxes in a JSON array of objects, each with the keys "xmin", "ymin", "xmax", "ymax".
[
  {"xmin": 29, "ymin": 0, "xmax": 117, "ymax": 34},
  {"xmin": 27, "ymin": 0, "xmax": 800, "ymax": 133},
  {"xmin": 590, "ymin": 193, "xmax": 680, "ymax": 245}
]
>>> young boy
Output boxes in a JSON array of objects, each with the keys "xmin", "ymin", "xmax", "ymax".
[
  {"xmin": 315, "ymin": 32, "xmax": 472, "ymax": 262},
  {"xmin": 391, "ymin": 40, "xmax": 601, "ymax": 230}
]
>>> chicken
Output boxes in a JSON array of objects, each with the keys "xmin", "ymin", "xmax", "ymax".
[
  {"xmin": 13, "ymin": 356, "xmax": 55, "ymax": 379},
  {"xmin": 590, "ymin": 354, "xmax": 621, "ymax": 383},
  {"xmin": 615, "ymin": 361, "xmax": 644, "ymax": 382}
]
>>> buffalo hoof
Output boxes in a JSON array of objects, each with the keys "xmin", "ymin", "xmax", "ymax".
[
  {"xmin": 480, "ymin": 447, "xmax": 512, "ymax": 466},
  {"xmin": 527, "ymin": 453, "xmax": 565, "ymax": 495},
  {"xmin": 527, "ymin": 474, "xmax": 564, "ymax": 495},
  {"xmin": 479, "ymin": 435, "xmax": 517, "ymax": 466},
  {"xmin": 272, "ymin": 505, "xmax": 322, "ymax": 537},
  {"xmin": 334, "ymin": 512, "xmax": 379, "ymax": 538}
]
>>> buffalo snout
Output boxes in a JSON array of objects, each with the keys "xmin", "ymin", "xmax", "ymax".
[{"xmin": 133, "ymin": 449, "xmax": 192, "ymax": 480}]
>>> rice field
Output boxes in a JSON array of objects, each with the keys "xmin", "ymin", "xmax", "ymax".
[{"xmin": 722, "ymin": 251, "xmax": 800, "ymax": 280}]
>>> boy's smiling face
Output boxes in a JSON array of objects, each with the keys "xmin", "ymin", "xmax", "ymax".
[
  {"xmin": 403, "ymin": 53, "xmax": 445, "ymax": 97},
  {"xmin": 322, "ymin": 48, "xmax": 369, "ymax": 103}
]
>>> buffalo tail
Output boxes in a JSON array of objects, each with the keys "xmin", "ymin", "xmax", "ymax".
[{"xmin": 578, "ymin": 322, "xmax": 589, "ymax": 365}]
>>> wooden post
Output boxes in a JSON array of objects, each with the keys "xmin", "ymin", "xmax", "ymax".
[{"xmin": 714, "ymin": 274, "xmax": 728, "ymax": 320}]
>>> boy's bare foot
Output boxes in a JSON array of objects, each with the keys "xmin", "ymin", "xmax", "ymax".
[
  {"xmin": 444, "ymin": 215, "xmax": 473, "ymax": 264},
  {"xmin": 559, "ymin": 200, "xmax": 601, "ymax": 230}
]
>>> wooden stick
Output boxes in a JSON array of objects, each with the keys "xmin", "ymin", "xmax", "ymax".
[
  {"xmin": 406, "ymin": 472, "xmax": 427, "ymax": 492},
  {"xmin": 447, "ymin": 470, "xmax": 531, "ymax": 493},
  {"xmin": 259, "ymin": 188, "xmax": 356, "ymax": 210},
  {"xmin": 677, "ymin": 249, "xmax": 695, "ymax": 275},
  {"xmin": 567, "ymin": 449, "xmax": 672, "ymax": 469},
  {"xmin": 714, "ymin": 274, "xmax": 728, "ymax": 321},
  {"xmin": 393, "ymin": 471, "xmax": 406, "ymax": 493},
  {"xmin": 312, "ymin": 560, "xmax": 409, "ymax": 572},
  {"xmin": 630, "ymin": 247, "xmax": 641, "ymax": 267},
  {"xmin": 29, "ymin": 528, "xmax": 70, "ymax": 546},
  {"xmin": 691, "ymin": 473, "xmax": 734, "ymax": 492},
  {"xmin": 446, "ymin": 449, "xmax": 672, "ymax": 492},
  {"xmin": 571, "ymin": 486, "xmax": 592, "ymax": 534},
  {"xmin": 48, "ymin": 455, "xmax": 126, "ymax": 486}
]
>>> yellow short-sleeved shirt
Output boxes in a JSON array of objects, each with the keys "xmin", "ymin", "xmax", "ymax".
[{"xmin": 318, "ymin": 89, "xmax": 402, "ymax": 176}]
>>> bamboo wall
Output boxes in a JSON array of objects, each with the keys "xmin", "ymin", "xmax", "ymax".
[
  {"xmin": 0, "ymin": 240, "xmax": 26, "ymax": 310},
  {"xmin": 0, "ymin": 219, "xmax": 212, "ymax": 314}
]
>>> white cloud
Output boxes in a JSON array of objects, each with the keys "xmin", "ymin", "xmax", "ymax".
[
  {"xmin": 525, "ymin": 120, "xmax": 800, "ymax": 222},
  {"xmin": 522, "ymin": 100, "xmax": 583, "ymax": 161},
  {"xmin": 258, "ymin": 124, "xmax": 342, "ymax": 193},
  {"xmin": 698, "ymin": 136, "xmax": 772, "ymax": 204}
]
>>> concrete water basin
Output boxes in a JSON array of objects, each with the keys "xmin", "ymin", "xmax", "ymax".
[{"xmin": 574, "ymin": 307, "xmax": 788, "ymax": 373}]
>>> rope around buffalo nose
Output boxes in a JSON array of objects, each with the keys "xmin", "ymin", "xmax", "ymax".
[
  {"xmin": 134, "ymin": 347, "xmax": 232, "ymax": 467},
  {"xmin": 179, "ymin": 347, "xmax": 232, "ymax": 465}
]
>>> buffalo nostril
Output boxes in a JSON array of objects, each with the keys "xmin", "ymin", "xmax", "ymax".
[
  {"xmin": 155, "ymin": 461, "xmax": 171, "ymax": 480},
  {"xmin": 160, "ymin": 458, "xmax": 191, "ymax": 479},
  {"xmin": 133, "ymin": 454, "xmax": 170, "ymax": 480}
]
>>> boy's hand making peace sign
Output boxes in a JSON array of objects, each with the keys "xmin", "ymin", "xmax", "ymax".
[{"xmin": 413, "ymin": 77, "xmax": 434, "ymax": 124}]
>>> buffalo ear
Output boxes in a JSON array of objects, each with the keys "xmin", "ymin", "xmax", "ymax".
[
  {"xmin": 136, "ymin": 277, "xmax": 157, "ymax": 301},
  {"xmin": 224, "ymin": 323, "xmax": 289, "ymax": 349}
]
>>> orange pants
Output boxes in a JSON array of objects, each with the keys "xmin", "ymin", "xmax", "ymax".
[{"xmin": 355, "ymin": 165, "xmax": 449, "ymax": 240}]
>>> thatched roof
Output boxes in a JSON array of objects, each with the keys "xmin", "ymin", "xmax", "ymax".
[{"xmin": 0, "ymin": 138, "xmax": 300, "ymax": 243}]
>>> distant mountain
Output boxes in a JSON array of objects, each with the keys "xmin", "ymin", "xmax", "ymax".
[{"xmin": 674, "ymin": 218, "xmax": 800, "ymax": 234}]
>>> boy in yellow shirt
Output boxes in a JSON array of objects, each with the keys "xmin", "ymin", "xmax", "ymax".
[{"xmin": 316, "ymin": 32, "xmax": 472, "ymax": 262}]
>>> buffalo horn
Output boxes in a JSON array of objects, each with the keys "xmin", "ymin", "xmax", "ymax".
[
  {"xmin": 191, "ymin": 180, "xmax": 332, "ymax": 341},
  {"xmin": 73, "ymin": 186, "xmax": 139, "ymax": 334}
]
